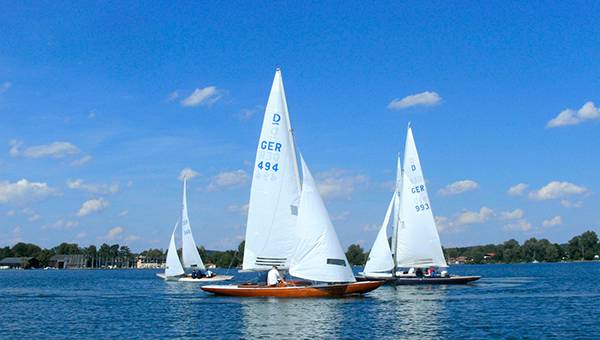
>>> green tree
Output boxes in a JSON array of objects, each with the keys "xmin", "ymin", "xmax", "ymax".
[
  {"xmin": 11, "ymin": 242, "xmax": 41, "ymax": 257},
  {"xmin": 345, "ymin": 244, "xmax": 367, "ymax": 266}
]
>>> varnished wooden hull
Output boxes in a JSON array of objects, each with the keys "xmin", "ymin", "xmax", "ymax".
[{"xmin": 201, "ymin": 280, "xmax": 384, "ymax": 298}]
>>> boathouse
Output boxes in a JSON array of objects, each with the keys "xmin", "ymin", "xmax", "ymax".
[
  {"xmin": 0, "ymin": 257, "xmax": 40, "ymax": 269},
  {"xmin": 49, "ymin": 254, "xmax": 88, "ymax": 269}
]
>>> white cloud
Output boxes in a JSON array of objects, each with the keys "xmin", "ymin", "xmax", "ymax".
[
  {"xmin": 226, "ymin": 203, "xmax": 249, "ymax": 216},
  {"xmin": 12, "ymin": 141, "xmax": 81, "ymax": 158},
  {"xmin": 76, "ymin": 232, "xmax": 87, "ymax": 239},
  {"xmin": 103, "ymin": 226, "xmax": 123, "ymax": 240},
  {"xmin": 181, "ymin": 86, "xmax": 222, "ymax": 107},
  {"xmin": 528, "ymin": 181, "xmax": 588, "ymax": 200},
  {"xmin": 67, "ymin": 179, "xmax": 119, "ymax": 194},
  {"xmin": 362, "ymin": 224, "xmax": 379, "ymax": 232},
  {"xmin": 0, "ymin": 81, "xmax": 11, "ymax": 94},
  {"xmin": 435, "ymin": 216, "xmax": 449, "ymax": 232},
  {"xmin": 118, "ymin": 210, "xmax": 129, "ymax": 217},
  {"xmin": 560, "ymin": 199, "xmax": 583, "ymax": 208},
  {"xmin": 331, "ymin": 210, "xmax": 351, "ymax": 222},
  {"xmin": 8, "ymin": 140, "xmax": 21, "ymax": 157},
  {"xmin": 387, "ymin": 91, "xmax": 442, "ymax": 110},
  {"xmin": 504, "ymin": 219, "xmax": 532, "ymax": 231},
  {"xmin": 500, "ymin": 208, "xmax": 524, "ymax": 220},
  {"xmin": 167, "ymin": 91, "xmax": 179, "ymax": 102},
  {"xmin": 454, "ymin": 207, "xmax": 494, "ymax": 226},
  {"xmin": 44, "ymin": 219, "xmax": 79, "ymax": 230},
  {"xmin": 207, "ymin": 170, "xmax": 248, "ymax": 191},
  {"xmin": 71, "ymin": 155, "xmax": 92, "ymax": 166},
  {"xmin": 239, "ymin": 105, "xmax": 263, "ymax": 121},
  {"xmin": 547, "ymin": 101, "xmax": 600, "ymax": 128},
  {"xmin": 439, "ymin": 180, "xmax": 479, "ymax": 196},
  {"xmin": 77, "ymin": 198, "xmax": 109, "ymax": 217},
  {"xmin": 179, "ymin": 167, "xmax": 199, "ymax": 181},
  {"xmin": 543, "ymin": 216, "xmax": 563, "ymax": 227},
  {"xmin": 0, "ymin": 179, "xmax": 58, "ymax": 204},
  {"xmin": 124, "ymin": 234, "xmax": 141, "ymax": 242},
  {"xmin": 316, "ymin": 169, "xmax": 368, "ymax": 200},
  {"xmin": 507, "ymin": 183, "xmax": 528, "ymax": 196}
]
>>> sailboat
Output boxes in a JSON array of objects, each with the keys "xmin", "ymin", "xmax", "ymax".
[
  {"xmin": 157, "ymin": 179, "xmax": 233, "ymax": 282},
  {"xmin": 202, "ymin": 69, "xmax": 383, "ymax": 297},
  {"xmin": 358, "ymin": 125, "xmax": 480, "ymax": 284}
]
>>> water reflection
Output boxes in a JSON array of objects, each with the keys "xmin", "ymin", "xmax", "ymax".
[{"xmin": 242, "ymin": 297, "xmax": 341, "ymax": 338}]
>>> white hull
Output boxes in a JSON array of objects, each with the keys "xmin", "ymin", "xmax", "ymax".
[{"xmin": 178, "ymin": 275, "xmax": 234, "ymax": 283}]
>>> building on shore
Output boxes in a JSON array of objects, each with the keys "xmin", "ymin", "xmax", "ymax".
[
  {"xmin": 136, "ymin": 255, "xmax": 165, "ymax": 269},
  {"xmin": 0, "ymin": 257, "xmax": 40, "ymax": 269},
  {"xmin": 48, "ymin": 254, "xmax": 89, "ymax": 269}
]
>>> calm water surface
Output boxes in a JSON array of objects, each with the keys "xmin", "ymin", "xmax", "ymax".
[{"xmin": 1, "ymin": 263, "xmax": 599, "ymax": 339}]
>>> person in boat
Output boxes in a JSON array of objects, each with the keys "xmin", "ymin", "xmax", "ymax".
[
  {"xmin": 415, "ymin": 268, "xmax": 424, "ymax": 278},
  {"xmin": 408, "ymin": 267, "xmax": 415, "ymax": 276},
  {"xmin": 205, "ymin": 270, "xmax": 215, "ymax": 278},
  {"xmin": 267, "ymin": 266, "xmax": 286, "ymax": 286}
]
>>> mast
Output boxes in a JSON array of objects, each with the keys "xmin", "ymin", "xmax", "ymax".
[{"xmin": 391, "ymin": 152, "xmax": 402, "ymax": 276}]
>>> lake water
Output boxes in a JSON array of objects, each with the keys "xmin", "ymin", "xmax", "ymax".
[{"xmin": 1, "ymin": 262, "xmax": 599, "ymax": 339}]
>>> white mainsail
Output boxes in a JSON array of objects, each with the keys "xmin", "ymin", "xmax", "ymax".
[
  {"xmin": 394, "ymin": 127, "xmax": 447, "ymax": 268},
  {"xmin": 363, "ymin": 192, "xmax": 395, "ymax": 274},
  {"xmin": 289, "ymin": 156, "xmax": 356, "ymax": 283},
  {"xmin": 242, "ymin": 69, "xmax": 302, "ymax": 271},
  {"xmin": 165, "ymin": 222, "xmax": 185, "ymax": 278},
  {"xmin": 181, "ymin": 179, "xmax": 205, "ymax": 270}
]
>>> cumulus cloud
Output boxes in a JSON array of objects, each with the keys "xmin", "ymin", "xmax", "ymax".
[
  {"xmin": 387, "ymin": 91, "xmax": 442, "ymax": 110},
  {"xmin": 439, "ymin": 180, "xmax": 479, "ymax": 196},
  {"xmin": 504, "ymin": 219, "xmax": 532, "ymax": 231},
  {"xmin": 507, "ymin": 183, "xmax": 528, "ymax": 196},
  {"xmin": 181, "ymin": 86, "xmax": 222, "ymax": 107},
  {"xmin": 44, "ymin": 219, "xmax": 79, "ymax": 230},
  {"xmin": 560, "ymin": 199, "xmax": 583, "ymax": 208},
  {"xmin": 362, "ymin": 224, "xmax": 380, "ymax": 232},
  {"xmin": 71, "ymin": 155, "xmax": 92, "ymax": 166},
  {"xmin": 103, "ymin": 226, "xmax": 123, "ymax": 240},
  {"xmin": 500, "ymin": 208, "xmax": 524, "ymax": 220},
  {"xmin": 454, "ymin": 207, "xmax": 494, "ymax": 226},
  {"xmin": 316, "ymin": 169, "xmax": 368, "ymax": 200},
  {"xmin": 226, "ymin": 203, "xmax": 249, "ymax": 216},
  {"xmin": 77, "ymin": 198, "xmax": 109, "ymax": 217},
  {"xmin": 118, "ymin": 210, "xmax": 129, "ymax": 217},
  {"xmin": 207, "ymin": 170, "xmax": 248, "ymax": 191},
  {"xmin": 239, "ymin": 105, "xmax": 263, "ymax": 121},
  {"xmin": 67, "ymin": 179, "xmax": 119, "ymax": 194},
  {"xmin": 542, "ymin": 216, "xmax": 563, "ymax": 227},
  {"xmin": 179, "ymin": 167, "xmax": 199, "ymax": 181},
  {"xmin": 0, "ymin": 179, "xmax": 58, "ymax": 204},
  {"xmin": 528, "ymin": 181, "xmax": 588, "ymax": 200},
  {"xmin": 10, "ymin": 141, "xmax": 80, "ymax": 158},
  {"xmin": 547, "ymin": 101, "xmax": 600, "ymax": 128},
  {"xmin": 331, "ymin": 210, "xmax": 351, "ymax": 222}
]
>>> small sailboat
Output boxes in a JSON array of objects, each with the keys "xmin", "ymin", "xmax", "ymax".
[
  {"xmin": 202, "ymin": 69, "xmax": 383, "ymax": 297},
  {"xmin": 157, "ymin": 179, "xmax": 233, "ymax": 282},
  {"xmin": 358, "ymin": 125, "xmax": 480, "ymax": 284}
]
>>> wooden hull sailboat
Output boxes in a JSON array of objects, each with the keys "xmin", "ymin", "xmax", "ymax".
[
  {"xmin": 201, "ymin": 280, "xmax": 383, "ymax": 298},
  {"xmin": 203, "ymin": 70, "xmax": 383, "ymax": 298}
]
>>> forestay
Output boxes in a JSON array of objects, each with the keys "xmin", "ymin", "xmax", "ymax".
[
  {"xmin": 243, "ymin": 69, "xmax": 302, "ymax": 271},
  {"xmin": 363, "ymin": 192, "xmax": 395, "ymax": 274},
  {"xmin": 289, "ymin": 156, "xmax": 356, "ymax": 283},
  {"xmin": 165, "ymin": 222, "xmax": 185, "ymax": 277},
  {"xmin": 394, "ymin": 127, "xmax": 447, "ymax": 268},
  {"xmin": 181, "ymin": 179, "xmax": 205, "ymax": 270}
]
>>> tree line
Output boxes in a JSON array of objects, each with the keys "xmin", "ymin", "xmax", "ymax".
[
  {"xmin": 2, "ymin": 231, "xmax": 598, "ymax": 268},
  {"xmin": 343, "ymin": 230, "xmax": 600, "ymax": 266}
]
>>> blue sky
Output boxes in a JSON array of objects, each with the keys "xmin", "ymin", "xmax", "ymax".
[{"xmin": 1, "ymin": 2, "xmax": 599, "ymax": 251}]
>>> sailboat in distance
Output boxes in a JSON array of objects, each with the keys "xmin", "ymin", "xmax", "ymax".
[
  {"xmin": 202, "ymin": 69, "xmax": 383, "ymax": 297},
  {"xmin": 359, "ymin": 125, "xmax": 480, "ymax": 284},
  {"xmin": 157, "ymin": 179, "xmax": 233, "ymax": 283}
]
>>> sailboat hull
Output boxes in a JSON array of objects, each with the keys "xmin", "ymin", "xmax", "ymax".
[
  {"xmin": 201, "ymin": 280, "xmax": 384, "ymax": 298},
  {"xmin": 392, "ymin": 275, "xmax": 481, "ymax": 285},
  {"xmin": 178, "ymin": 275, "xmax": 234, "ymax": 283}
]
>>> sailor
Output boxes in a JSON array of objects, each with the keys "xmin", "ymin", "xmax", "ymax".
[
  {"xmin": 205, "ymin": 270, "xmax": 215, "ymax": 278},
  {"xmin": 267, "ymin": 265, "xmax": 283, "ymax": 286}
]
